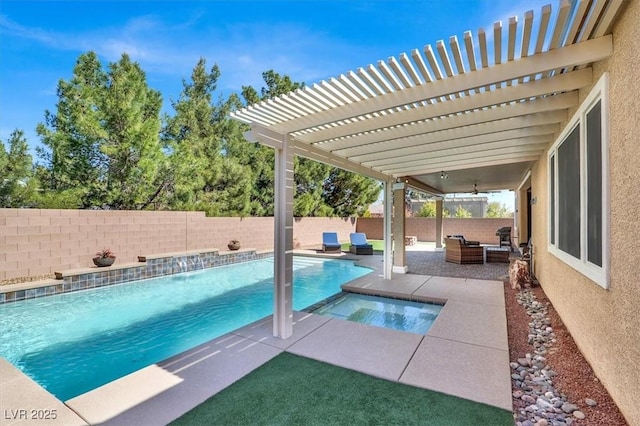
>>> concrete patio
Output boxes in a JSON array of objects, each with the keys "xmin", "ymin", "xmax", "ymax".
[{"xmin": 1, "ymin": 251, "xmax": 511, "ymax": 425}]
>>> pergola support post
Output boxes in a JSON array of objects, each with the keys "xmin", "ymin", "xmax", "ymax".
[
  {"xmin": 392, "ymin": 183, "xmax": 408, "ymax": 273},
  {"xmin": 435, "ymin": 197, "xmax": 444, "ymax": 248},
  {"xmin": 273, "ymin": 133, "xmax": 294, "ymax": 339},
  {"xmin": 383, "ymin": 180, "xmax": 393, "ymax": 279}
]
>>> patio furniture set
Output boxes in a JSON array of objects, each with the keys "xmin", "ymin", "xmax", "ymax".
[
  {"xmin": 444, "ymin": 236, "xmax": 511, "ymax": 265},
  {"xmin": 321, "ymin": 231, "xmax": 512, "ymax": 264}
]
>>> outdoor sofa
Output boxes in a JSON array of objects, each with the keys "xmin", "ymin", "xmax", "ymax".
[{"xmin": 444, "ymin": 237, "xmax": 484, "ymax": 264}]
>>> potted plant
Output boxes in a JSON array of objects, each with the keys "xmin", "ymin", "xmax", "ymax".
[
  {"xmin": 93, "ymin": 248, "xmax": 116, "ymax": 267},
  {"xmin": 227, "ymin": 239, "xmax": 241, "ymax": 251}
]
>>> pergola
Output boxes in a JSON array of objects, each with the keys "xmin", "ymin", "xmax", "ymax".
[{"xmin": 230, "ymin": 0, "xmax": 623, "ymax": 338}]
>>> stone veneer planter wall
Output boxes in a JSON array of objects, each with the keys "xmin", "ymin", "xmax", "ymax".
[{"xmin": 0, "ymin": 248, "xmax": 271, "ymax": 304}]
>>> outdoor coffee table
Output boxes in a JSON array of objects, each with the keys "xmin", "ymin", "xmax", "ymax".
[{"xmin": 485, "ymin": 246, "xmax": 510, "ymax": 263}]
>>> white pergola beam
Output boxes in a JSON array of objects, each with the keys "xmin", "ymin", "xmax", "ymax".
[
  {"xmin": 301, "ymin": 67, "xmax": 591, "ymax": 144},
  {"xmin": 385, "ymin": 153, "xmax": 542, "ymax": 176},
  {"xmin": 335, "ymin": 111, "xmax": 565, "ymax": 159},
  {"xmin": 350, "ymin": 125, "xmax": 557, "ymax": 164},
  {"xmin": 400, "ymin": 176, "xmax": 443, "ymax": 195},
  {"xmin": 311, "ymin": 92, "xmax": 574, "ymax": 150},
  {"xmin": 373, "ymin": 139, "xmax": 549, "ymax": 171},
  {"xmin": 244, "ymin": 125, "xmax": 284, "ymax": 149}
]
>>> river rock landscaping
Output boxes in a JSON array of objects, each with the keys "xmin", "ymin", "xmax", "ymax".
[{"xmin": 505, "ymin": 283, "xmax": 627, "ymax": 425}]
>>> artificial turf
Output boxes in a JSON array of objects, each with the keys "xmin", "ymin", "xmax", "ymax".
[{"xmin": 170, "ymin": 352, "xmax": 513, "ymax": 426}]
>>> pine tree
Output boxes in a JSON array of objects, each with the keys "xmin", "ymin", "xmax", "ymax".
[
  {"xmin": 0, "ymin": 130, "xmax": 38, "ymax": 207},
  {"xmin": 163, "ymin": 58, "xmax": 252, "ymax": 215},
  {"xmin": 36, "ymin": 52, "xmax": 164, "ymax": 209}
]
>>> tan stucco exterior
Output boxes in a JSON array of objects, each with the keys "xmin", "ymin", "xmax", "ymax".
[{"xmin": 528, "ymin": 2, "xmax": 640, "ymax": 424}]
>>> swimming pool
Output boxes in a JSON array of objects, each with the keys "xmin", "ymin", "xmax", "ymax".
[
  {"xmin": 311, "ymin": 293, "xmax": 443, "ymax": 334},
  {"xmin": 0, "ymin": 257, "xmax": 371, "ymax": 401}
]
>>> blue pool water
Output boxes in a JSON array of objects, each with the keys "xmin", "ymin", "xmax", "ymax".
[
  {"xmin": 312, "ymin": 293, "xmax": 443, "ymax": 334},
  {"xmin": 0, "ymin": 257, "xmax": 371, "ymax": 400}
]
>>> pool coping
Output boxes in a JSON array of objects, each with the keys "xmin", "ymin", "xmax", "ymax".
[{"xmin": 0, "ymin": 253, "xmax": 511, "ymax": 425}]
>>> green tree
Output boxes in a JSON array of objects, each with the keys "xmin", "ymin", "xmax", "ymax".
[
  {"xmin": 36, "ymin": 52, "xmax": 106, "ymax": 206},
  {"xmin": 294, "ymin": 158, "xmax": 332, "ymax": 216},
  {"xmin": 0, "ymin": 130, "xmax": 38, "ymax": 207},
  {"xmin": 454, "ymin": 205, "xmax": 472, "ymax": 218},
  {"xmin": 416, "ymin": 201, "xmax": 437, "ymax": 217},
  {"xmin": 37, "ymin": 52, "xmax": 164, "ymax": 209},
  {"xmin": 162, "ymin": 58, "xmax": 251, "ymax": 215},
  {"xmin": 322, "ymin": 169, "xmax": 381, "ymax": 217},
  {"xmin": 203, "ymin": 158, "xmax": 251, "ymax": 216},
  {"xmin": 486, "ymin": 201, "xmax": 513, "ymax": 218}
]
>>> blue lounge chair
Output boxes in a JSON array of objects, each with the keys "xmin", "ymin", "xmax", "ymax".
[
  {"xmin": 349, "ymin": 233, "xmax": 373, "ymax": 255},
  {"xmin": 322, "ymin": 232, "xmax": 342, "ymax": 253}
]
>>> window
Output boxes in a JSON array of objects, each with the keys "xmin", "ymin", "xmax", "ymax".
[{"xmin": 548, "ymin": 73, "xmax": 609, "ymax": 288}]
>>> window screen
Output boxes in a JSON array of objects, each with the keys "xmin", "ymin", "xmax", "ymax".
[
  {"xmin": 550, "ymin": 155, "xmax": 555, "ymax": 245},
  {"xmin": 557, "ymin": 125, "xmax": 581, "ymax": 259}
]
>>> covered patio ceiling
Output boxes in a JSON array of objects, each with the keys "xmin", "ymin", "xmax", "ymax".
[{"xmin": 231, "ymin": 0, "xmax": 623, "ymax": 195}]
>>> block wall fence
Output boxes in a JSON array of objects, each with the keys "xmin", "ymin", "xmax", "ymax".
[
  {"xmin": 0, "ymin": 209, "xmax": 512, "ymax": 281},
  {"xmin": 356, "ymin": 217, "xmax": 514, "ymax": 246}
]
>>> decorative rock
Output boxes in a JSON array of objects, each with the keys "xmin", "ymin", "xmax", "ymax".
[
  {"xmin": 573, "ymin": 410, "xmax": 586, "ymax": 420},
  {"xmin": 536, "ymin": 398, "xmax": 554, "ymax": 410},
  {"xmin": 585, "ymin": 398, "xmax": 597, "ymax": 406},
  {"xmin": 519, "ymin": 357, "xmax": 531, "ymax": 367},
  {"xmin": 511, "ymin": 289, "xmax": 584, "ymax": 426},
  {"xmin": 561, "ymin": 402, "xmax": 578, "ymax": 413}
]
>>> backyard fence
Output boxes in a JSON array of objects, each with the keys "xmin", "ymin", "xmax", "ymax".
[{"xmin": 0, "ymin": 209, "xmax": 512, "ymax": 281}]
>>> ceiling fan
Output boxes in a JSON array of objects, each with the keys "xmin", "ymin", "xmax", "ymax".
[{"xmin": 472, "ymin": 183, "xmax": 500, "ymax": 195}]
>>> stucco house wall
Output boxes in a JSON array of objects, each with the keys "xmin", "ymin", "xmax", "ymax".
[{"xmin": 529, "ymin": 2, "xmax": 640, "ymax": 424}]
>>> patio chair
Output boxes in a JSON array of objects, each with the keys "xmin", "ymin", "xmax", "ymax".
[
  {"xmin": 447, "ymin": 234, "xmax": 480, "ymax": 246},
  {"xmin": 444, "ymin": 237, "xmax": 483, "ymax": 264},
  {"xmin": 349, "ymin": 233, "xmax": 373, "ymax": 255},
  {"xmin": 322, "ymin": 232, "xmax": 342, "ymax": 253}
]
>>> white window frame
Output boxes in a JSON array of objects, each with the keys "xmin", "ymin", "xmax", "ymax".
[{"xmin": 547, "ymin": 73, "xmax": 609, "ymax": 289}]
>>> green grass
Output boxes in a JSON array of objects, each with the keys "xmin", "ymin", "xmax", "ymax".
[
  {"xmin": 170, "ymin": 353, "xmax": 513, "ymax": 426},
  {"xmin": 340, "ymin": 239, "xmax": 385, "ymax": 252}
]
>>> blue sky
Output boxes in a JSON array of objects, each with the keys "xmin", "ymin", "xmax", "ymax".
[{"xmin": 1, "ymin": 0, "xmax": 553, "ymax": 209}]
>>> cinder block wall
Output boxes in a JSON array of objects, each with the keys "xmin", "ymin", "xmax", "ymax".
[
  {"xmin": 357, "ymin": 217, "xmax": 514, "ymax": 244},
  {"xmin": 0, "ymin": 209, "xmax": 357, "ymax": 281}
]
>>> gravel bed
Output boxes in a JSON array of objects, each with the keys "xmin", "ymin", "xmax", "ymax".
[{"xmin": 505, "ymin": 282, "xmax": 627, "ymax": 425}]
